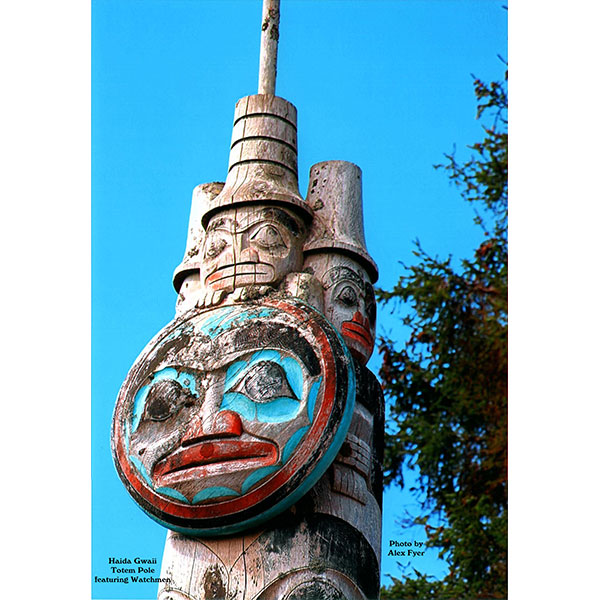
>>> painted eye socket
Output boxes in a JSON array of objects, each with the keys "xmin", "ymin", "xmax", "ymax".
[
  {"xmin": 144, "ymin": 380, "xmax": 185, "ymax": 421},
  {"xmin": 233, "ymin": 361, "xmax": 296, "ymax": 403},
  {"xmin": 250, "ymin": 225, "xmax": 287, "ymax": 251},
  {"xmin": 205, "ymin": 237, "xmax": 228, "ymax": 259},
  {"xmin": 337, "ymin": 285, "xmax": 358, "ymax": 307},
  {"xmin": 365, "ymin": 284, "xmax": 376, "ymax": 324},
  {"xmin": 366, "ymin": 300, "xmax": 376, "ymax": 325}
]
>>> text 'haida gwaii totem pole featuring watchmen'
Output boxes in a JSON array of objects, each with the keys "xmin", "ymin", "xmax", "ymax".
[{"xmin": 111, "ymin": 1, "xmax": 384, "ymax": 598}]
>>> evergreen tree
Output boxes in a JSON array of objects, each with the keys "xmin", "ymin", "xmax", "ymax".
[{"xmin": 379, "ymin": 71, "xmax": 507, "ymax": 600}]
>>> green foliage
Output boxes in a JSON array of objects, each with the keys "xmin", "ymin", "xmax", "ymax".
[{"xmin": 378, "ymin": 72, "xmax": 507, "ymax": 600}]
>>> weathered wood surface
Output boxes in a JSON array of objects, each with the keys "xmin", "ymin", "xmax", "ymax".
[
  {"xmin": 174, "ymin": 182, "xmax": 224, "ymax": 315},
  {"xmin": 201, "ymin": 94, "xmax": 307, "ymax": 230},
  {"xmin": 111, "ymin": 151, "xmax": 383, "ymax": 597},
  {"xmin": 158, "ymin": 516, "xmax": 377, "ymax": 600},
  {"xmin": 131, "ymin": 153, "xmax": 381, "ymax": 597},
  {"xmin": 199, "ymin": 205, "xmax": 306, "ymax": 305},
  {"xmin": 156, "ymin": 361, "xmax": 383, "ymax": 600},
  {"xmin": 304, "ymin": 252, "xmax": 376, "ymax": 365},
  {"xmin": 302, "ymin": 161, "xmax": 378, "ymax": 365},
  {"xmin": 258, "ymin": 0, "xmax": 280, "ymax": 96},
  {"xmin": 113, "ymin": 6, "xmax": 383, "ymax": 589},
  {"xmin": 304, "ymin": 161, "xmax": 378, "ymax": 283},
  {"xmin": 112, "ymin": 298, "xmax": 357, "ymax": 536}
]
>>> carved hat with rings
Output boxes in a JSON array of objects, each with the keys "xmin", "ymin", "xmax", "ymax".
[
  {"xmin": 172, "ymin": 181, "xmax": 224, "ymax": 293},
  {"xmin": 303, "ymin": 160, "xmax": 378, "ymax": 283},
  {"xmin": 200, "ymin": 94, "xmax": 313, "ymax": 229}
]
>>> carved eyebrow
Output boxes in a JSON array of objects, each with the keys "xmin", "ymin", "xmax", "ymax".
[
  {"xmin": 322, "ymin": 266, "xmax": 364, "ymax": 290},
  {"xmin": 206, "ymin": 217, "xmax": 236, "ymax": 232},
  {"xmin": 206, "ymin": 209, "xmax": 303, "ymax": 237},
  {"xmin": 244, "ymin": 208, "xmax": 302, "ymax": 237},
  {"xmin": 216, "ymin": 323, "xmax": 321, "ymax": 377}
]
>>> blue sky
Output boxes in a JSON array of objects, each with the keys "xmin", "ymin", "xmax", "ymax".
[{"xmin": 91, "ymin": 1, "xmax": 506, "ymax": 597}]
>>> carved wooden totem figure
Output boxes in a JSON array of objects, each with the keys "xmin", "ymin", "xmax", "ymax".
[
  {"xmin": 197, "ymin": 94, "xmax": 311, "ymax": 309},
  {"xmin": 113, "ymin": 298, "xmax": 356, "ymax": 534},
  {"xmin": 111, "ymin": 1, "xmax": 383, "ymax": 598},
  {"xmin": 300, "ymin": 160, "xmax": 384, "ymax": 595},
  {"xmin": 303, "ymin": 161, "xmax": 379, "ymax": 366},
  {"xmin": 173, "ymin": 182, "xmax": 224, "ymax": 315}
]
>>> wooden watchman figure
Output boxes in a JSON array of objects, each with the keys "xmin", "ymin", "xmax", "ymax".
[{"xmin": 111, "ymin": 2, "xmax": 383, "ymax": 598}]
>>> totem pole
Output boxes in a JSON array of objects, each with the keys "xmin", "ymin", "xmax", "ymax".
[{"xmin": 111, "ymin": 1, "xmax": 383, "ymax": 598}]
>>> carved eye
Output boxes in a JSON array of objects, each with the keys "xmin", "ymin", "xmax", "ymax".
[
  {"xmin": 143, "ymin": 380, "xmax": 185, "ymax": 421},
  {"xmin": 233, "ymin": 361, "xmax": 295, "ymax": 403},
  {"xmin": 337, "ymin": 285, "xmax": 358, "ymax": 307},
  {"xmin": 250, "ymin": 225, "xmax": 287, "ymax": 251},
  {"xmin": 365, "ymin": 284, "xmax": 376, "ymax": 324},
  {"xmin": 205, "ymin": 237, "xmax": 228, "ymax": 259},
  {"xmin": 366, "ymin": 300, "xmax": 376, "ymax": 325}
]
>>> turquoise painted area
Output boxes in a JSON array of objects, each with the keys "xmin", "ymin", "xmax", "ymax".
[
  {"xmin": 249, "ymin": 348, "xmax": 282, "ymax": 363},
  {"xmin": 216, "ymin": 307, "xmax": 274, "ymax": 333},
  {"xmin": 224, "ymin": 359, "xmax": 249, "ymax": 390},
  {"xmin": 306, "ymin": 378, "xmax": 322, "ymax": 423},
  {"xmin": 155, "ymin": 486, "xmax": 190, "ymax": 503},
  {"xmin": 221, "ymin": 349, "xmax": 305, "ymax": 423},
  {"xmin": 129, "ymin": 367, "xmax": 199, "ymax": 436},
  {"xmin": 195, "ymin": 305, "xmax": 236, "ymax": 337},
  {"xmin": 240, "ymin": 465, "xmax": 280, "ymax": 494},
  {"xmin": 220, "ymin": 391, "xmax": 256, "ymax": 421},
  {"xmin": 129, "ymin": 455, "xmax": 153, "ymax": 487},
  {"xmin": 141, "ymin": 343, "xmax": 357, "ymax": 537},
  {"xmin": 281, "ymin": 425, "xmax": 309, "ymax": 464},
  {"xmin": 192, "ymin": 486, "xmax": 240, "ymax": 504},
  {"xmin": 223, "ymin": 349, "xmax": 304, "ymax": 397},
  {"xmin": 131, "ymin": 384, "xmax": 151, "ymax": 435},
  {"xmin": 124, "ymin": 420, "xmax": 131, "ymax": 453},
  {"xmin": 256, "ymin": 396, "xmax": 301, "ymax": 422},
  {"xmin": 196, "ymin": 305, "xmax": 274, "ymax": 339},
  {"xmin": 221, "ymin": 391, "xmax": 301, "ymax": 423},
  {"xmin": 280, "ymin": 356, "xmax": 303, "ymax": 399},
  {"xmin": 224, "ymin": 350, "xmax": 289, "ymax": 392}
]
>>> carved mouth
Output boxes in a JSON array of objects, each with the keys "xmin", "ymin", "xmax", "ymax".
[
  {"xmin": 152, "ymin": 439, "xmax": 278, "ymax": 487},
  {"xmin": 206, "ymin": 263, "xmax": 275, "ymax": 287},
  {"xmin": 341, "ymin": 320, "xmax": 374, "ymax": 350}
]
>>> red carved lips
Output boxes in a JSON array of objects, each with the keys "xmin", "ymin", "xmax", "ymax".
[
  {"xmin": 206, "ymin": 263, "xmax": 275, "ymax": 288},
  {"xmin": 153, "ymin": 439, "xmax": 278, "ymax": 487},
  {"xmin": 341, "ymin": 319, "xmax": 374, "ymax": 351}
]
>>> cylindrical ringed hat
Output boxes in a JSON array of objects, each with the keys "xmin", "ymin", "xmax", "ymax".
[
  {"xmin": 172, "ymin": 181, "xmax": 224, "ymax": 293},
  {"xmin": 201, "ymin": 95, "xmax": 313, "ymax": 229},
  {"xmin": 304, "ymin": 160, "xmax": 378, "ymax": 283}
]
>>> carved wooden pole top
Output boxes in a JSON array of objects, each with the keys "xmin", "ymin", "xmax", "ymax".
[{"xmin": 258, "ymin": 0, "xmax": 280, "ymax": 95}]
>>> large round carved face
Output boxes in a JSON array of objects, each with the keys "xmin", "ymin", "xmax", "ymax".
[
  {"xmin": 201, "ymin": 205, "xmax": 305, "ymax": 295},
  {"xmin": 112, "ymin": 299, "xmax": 355, "ymax": 536},
  {"xmin": 306, "ymin": 255, "xmax": 376, "ymax": 364}
]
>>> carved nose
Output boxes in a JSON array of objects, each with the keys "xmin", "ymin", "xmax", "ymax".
[
  {"xmin": 206, "ymin": 410, "xmax": 243, "ymax": 437},
  {"xmin": 352, "ymin": 310, "xmax": 366, "ymax": 325},
  {"xmin": 240, "ymin": 246, "xmax": 259, "ymax": 263},
  {"xmin": 181, "ymin": 410, "xmax": 243, "ymax": 446}
]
